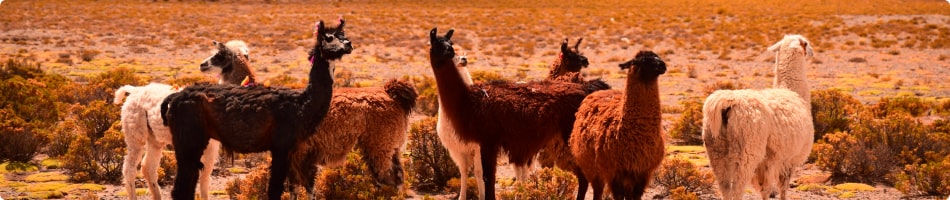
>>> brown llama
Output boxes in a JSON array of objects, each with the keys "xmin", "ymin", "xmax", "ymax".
[
  {"xmin": 428, "ymin": 28, "xmax": 609, "ymax": 200},
  {"xmin": 114, "ymin": 39, "xmax": 252, "ymax": 200},
  {"xmin": 161, "ymin": 19, "xmax": 351, "ymax": 200},
  {"xmin": 288, "ymin": 79, "xmax": 418, "ymax": 198},
  {"xmin": 570, "ymin": 51, "xmax": 667, "ymax": 200},
  {"xmin": 440, "ymin": 38, "xmax": 594, "ymax": 200}
]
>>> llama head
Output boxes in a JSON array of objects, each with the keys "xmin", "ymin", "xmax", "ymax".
[
  {"xmin": 619, "ymin": 51, "xmax": 666, "ymax": 80},
  {"xmin": 457, "ymin": 52, "xmax": 468, "ymax": 67},
  {"xmin": 768, "ymin": 34, "xmax": 814, "ymax": 59},
  {"xmin": 200, "ymin": 40, "xmax": 250, "ymax": 75},
  {"xmin": 429, "ymin": 28, "xmax": 456, "ymax": 65},
  {"xmin": 559, "ymin": 38, "xmax": 589, "ymax": 72},
  {"xmin": 309, "ymin": 17, "xmax": 353, "ymax": 61}
]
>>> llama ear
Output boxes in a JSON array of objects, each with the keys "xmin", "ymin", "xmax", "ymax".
[
  {"xmin": 444, "ymin": 29, "xmax": 454, "ymax": 40},
  {"xmin": 315, "ymin": 21, "xmax": 325, "ymax": 35},
  {"xmin": 767, "ymin": 40, "xmax": 782, "ymax": 52},
  {"xmin": 802, "ymin": 39, "xmax": 815, "ymax": 58},
  {"xmin": 339, "ymin": 16, "xmax": 345, "ymax": 27},
  {"xmin": 215, "ymin": 40, "xmax": 227, "ymax": 50},
  {"xmin": 212, "ymin": 40, "xmax": 220, "ymax": 46},
  {"xmin": 574, "ymin": 38, "xmax": 583, "ymax": 51},
  {"xmin": 561, "ymin": 38, "xmax": 569, "ymax": 52},
  {"xmin": 430, "ymin": 27, "xmax": 438, "ymax": 42}
]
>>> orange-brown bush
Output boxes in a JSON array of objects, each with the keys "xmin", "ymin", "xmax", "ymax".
[
  {"xmin": 653, "ymin": 157, "xmax": 715, "ymax": 198},
  {"xmin": 0, "ymin": 107, "xmax": 49, "ymax": 162},
  {"xmin": 315, "ymin": 150, "xmax": 406, "ymax": 199},
  {"xmin": 66, "ymin": 67, "xmax": 146, "ymax": 104},
  {"xmin": 406, "ymin": 116, "xmax": 459, "ymax": 192},
  {"xmin": 63, "ymin": 119, "xmax": 125, "ymax": 184},
  {"xmin": 498, "ymin": 167, "xmax": 578, "ymax": 200},
  {"xmin": 670, "ymin": 98, "xmax": 704, "ymax": 145},
  {"xmin": 813, "ymin": 108, "xmax": 950, "ymax": 183},
  {"xmin": 893, "ymin": 156, "xmax": 950, "ymax": 196},
  {"xmin": 670, "ymin": 81, "xmax": 747, "ymax": 145},
  {"xmin": 868, "ymin": 96, "xmax": 931, "ymax": 117},
  {"xmin": 410, "ymin": 75, "xmax": 439, "ymax": 116},
  {"xmin": 224, "ymin": 158, "xmax": 305, "ymax": 200},
  {"xmin": 810, "ymin": 89, "xmax": 862, "ymax": 141}
]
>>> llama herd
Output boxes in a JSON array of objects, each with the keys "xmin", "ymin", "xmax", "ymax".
[{"xmin": 112, "ymin": 18, "xmax": 815, "ymax": 200}]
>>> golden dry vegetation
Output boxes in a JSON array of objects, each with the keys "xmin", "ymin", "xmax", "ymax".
[{"xmin": 1, "ymin": 0, "xmax": 949, "ymax": 199}]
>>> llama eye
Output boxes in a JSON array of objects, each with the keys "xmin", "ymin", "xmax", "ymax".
[{"xmin": 324, "ymin": 34, "xmax": 334, "ymax": 41}]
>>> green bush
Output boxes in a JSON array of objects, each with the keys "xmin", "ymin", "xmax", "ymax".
[
  {"xmin": 498, "ymin": 167, "xmax": 578, "ymax": 200},
  {"xmin": 406, "ymin": 117, "xmax": 459, "ymax": 192},
  {"xmin": 316, "ymin": 151, "xmax": 406, "ymax": 199},
  {"xmin": 653, "ymin": 157, "xmax": 714, "ymax": 197},
  {"xmin": 810, "ymin": 89, "xmax": 862, "ymax": 141}
]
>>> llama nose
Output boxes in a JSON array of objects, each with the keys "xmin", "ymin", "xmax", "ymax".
[{"xmin": 199, "ymin": 62, "xmax": 210, "ymax": 71}]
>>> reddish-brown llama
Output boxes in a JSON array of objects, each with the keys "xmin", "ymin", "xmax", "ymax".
[
  {"xmin": 428, "ymin": 28, "xmax": 609, "ymax": 200},
  {"xmin": 570, "ymin": 51, "xmax": 667, "ymax": 200}
]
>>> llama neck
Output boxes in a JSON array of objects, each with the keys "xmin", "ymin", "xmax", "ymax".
[
  {"xmin": 459, "ymin": 66, "xmax": 474, "ymax": 85},
  {"xmin": 431, "ymin": 58, "xmax": 473, "ymax": 124},
  {"xmin": 773, "ymin": 52, "xmax": 810, "ymax": 102},
  {"xmin": 302, "ymin": 57, "xmax": 335, "ymax": 113},
  {"xmin": 222, "ymin": 56, "xmax": 257, "ymax": 85},
  {"xmin": 547, "ymin": 54, "xmax": 565, "ymax": 79},
  {"xmin": 621, "ymin": 76, "xmax": 661, "ymax": 123}
]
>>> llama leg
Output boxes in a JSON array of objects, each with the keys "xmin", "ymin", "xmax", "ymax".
[
  {"xmin": 630, "ymin": 173, "xmax": 650, "ymax": 200},
  {"xmin": 455, "ymin": 150, "xmax": 470, "ymax": 200},
  {"xmin": 778, "ymin": 167, "xmax": 793, "ymax": 200},
  {"xmin": 473, "ymin": 148, "xmax": 485, "ymax": 200},
  {"xmin": 590, "ymin": 179, "xmax": 605, "ymax": 200},
  {"xmin": 142, "ymin": 141, "xmax": 164, "ymax": 200},
  {"xmin": 171, "ymin": 143, "xmax": 205, "ymax": 200},
  {"xmin": 123, "ymin": 141, "xmax": 146, "ymax": 200},
  {"xmin": 198, "ymin": 139, "xmax": 221, "ymax": 200},
  {"xmin": 609, "ymin": 177, "xmax": 625, "ymax": 200},
  {"xmin": 267, "ymin": 148, "xmax": 291, "ymax": 200},
  {"xmin": 573, "ymin": 167, "xmax": 588, "ymax": 200},
  {"xmin": 479, "ymin": 146, "xmax": 498, "ymax": 200}
]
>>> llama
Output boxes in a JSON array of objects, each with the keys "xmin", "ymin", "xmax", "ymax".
[
  {"xmin": 287, "ymin": 78, "xmax": 418, "ymax": 197},
  {"xmin": 439, "ymin": 38, "xmax": 593, "ymax": 200},
  {"xmin": 113, "ymin": 40, "xmax": 253, "ymax": 200},
  {"xmin": 161, "ymin": 19, "xmax": 350, "ymax": 200},
  {"xmin": 199, "ymin": 40, "xmax": 256, "ymax": 85},
  {"xmin": 570, "ymin": 51, "xmax": 667, "ymax": 200},
  {"xmin": 701, "ymin": 35, "xmax": 815, "ymax": 200},
  {"xmin": 429, "ymin": 28, "xmax": 609, "ymax": 200}
]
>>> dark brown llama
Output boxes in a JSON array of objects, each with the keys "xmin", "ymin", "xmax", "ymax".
[
  {"xmin": 116, "ymin": 39, "xmax": 254, "ymax": 200},
  {"xmin": 428, "ymin": 28, "xmax": 609, "ymax": 200},
  {"xmin": 570, "ymin": 51, "xmax": 667, "ymax": 200},
  {"xmin": 161, "ymin": 19, "xmax": 351, "ymax": 200},
  {"xmin": 288, "ymin": 79, "xmax": 418, "ymax": 198}
]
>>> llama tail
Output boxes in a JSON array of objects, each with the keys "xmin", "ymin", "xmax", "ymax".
[
  {"xmin": 701, "ymin": 92, "xmax": 736, "ymax": 139},
  {"xmin": 581, "ymin": 78, "xmax": 611, "ymax": 93},
  {"xmin": 113, "ymin": 85, "xmax": 137, "ymax": 104},
  {"xmin": 383, "ymin": 79, "xmax": 419, "ymax": 115},
  {"xmin": 160, "ymin": 92, "xmax": 177, "ymax": 126}
]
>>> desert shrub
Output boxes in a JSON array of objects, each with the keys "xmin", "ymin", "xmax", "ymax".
[
  {"xmin": 813, "ymin": 109, "xmax": 950, "ymax": 183},
  {"xmin": 63, "ymin": 103, "xmax": 125, "ymax": 184},
  {"xmin": 446, "ymin": 177, "xmax": 479, "ymax": 200},
  {"xmin": 669, "ymin": 186, "xmax": 700, "ymax": 200},
  {"xmin": 470, "ymin": 70, "xmax": 508, "ymax": 84},
  {"xmin": 44, "ymin": 120, "xmax": 79, "ymax": 157},
  {"xmin": 157, "ymin": 151, "xmax": 177, "ymax": 186},
  {"xmin": 498, "ymin": 167, "xmax": 578, "ymax": 200},
  {"xmin": 811, "ymin": 89, "xmax": 862, "ymax": 141},
  {"xmin": 224, "ymin": 159, "xmax": 304, "ymax": 200},
  {"xmin": 410, "ymin": 75, "xmax": 439, "ymax": 116},
  {"xmin": 65, "ymin": 67, "xmax": 146, "ymax": 104},
  {"xmin": 670, "ymin": 81, "xmax": 747, "ymax": 145},
  {"xmin": 0, "ymin": 59, "xmax": 68, "ymax": 135},
  {"xmin": 893, "ymin": 156, "xmax": 950, "ymax": 196},
  {"xmin": 868, "ymin": 96, "xmax": 931, "ymax": 117},
  {"xmin": 334, "ymin": 68, "xmax": 357, "ymax": 88},
  {"xmin": 406, "ymin": 116, "xmax": 459, "ymax": 192},
  {"xmin": 653, "ymin": 157, "xmax": 715, "ymax": 198},
  {"xmin": 0, "ymin": 107, "xmax": 49, "ymax": 162},
  {"xmin": 267, "ymin": 73, "xmax": 305, "ymax": 89},
  {"xmin": 670, "ymin": 98, "xmax": 704, "ymax": 145},
  {"xmin": 932, "ymin": 99, "xmax": 950, "ymax": 116},
  {"xmin": 315, "ymin": 150, "xmax": 406, "ymax": 199},
  {"xmin": 163, "ymin": 74, "xmax": 215, "ymax": 88}
]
